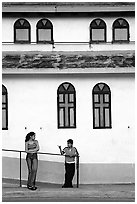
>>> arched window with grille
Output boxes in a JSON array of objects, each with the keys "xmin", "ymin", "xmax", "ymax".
[
  {"xmin": 36, "ymin": 19, "xmax": 53, "ymax": 43},
  {"xmin": 112, "ymin": 18, "xmax": 129, "ymax": 42},
  {"xmin": 14, "ymin": 18, "xmax": 31, "ymax": 43},
  {"xmin": 57, "ymin": 82, "xmax": 76, "ymax": 129},
  {"xmin": 2, "ymin": 85, "xmax": 8, "ymax": 130},
  {"xmin": 90, "ymin": 18, "xmax": 106, "ymax": 43},
  {"xmin": 92, "ymin": 83, "xmax": 111, "ymax": 129}
]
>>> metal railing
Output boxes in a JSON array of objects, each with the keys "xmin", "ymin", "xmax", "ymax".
[{"xmin": 2, "ymin": 148, "xmax": 79, "ymax": 188}]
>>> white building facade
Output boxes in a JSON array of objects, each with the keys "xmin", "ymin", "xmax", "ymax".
[{"xmin": 2, "ymin": 2, "xmax": 135, "ymax": 184}]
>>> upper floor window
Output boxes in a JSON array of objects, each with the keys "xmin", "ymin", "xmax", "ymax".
[
  {"xmin": 36, "ymin": 19, "xmax": 53, "ymax": 43},
  {"xmin": 14, "ymin": 18, "xmax": 31, "ymax": 43},
  {"xmin": 112, "ymin": 18, "xmax": 129, "ymax": 43},
  {"xmin": 57, "ymin": 82, "xmax": 76, "ymax": 129},
  {"xmin": 92, "ymin": 83, "xmax": 111, "ymax": 129},
  {"xmin": 2, "ymin": 85, "xmax": 8, "ymax": 130},
  {"xmin": 90, "ymin": 18, "xmax": 106, "ymax": 43}
]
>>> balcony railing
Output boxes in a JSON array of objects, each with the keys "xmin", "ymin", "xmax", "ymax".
[{"xmin": 2, "ymin": 148, "xmax": 80, "ymax": 188}]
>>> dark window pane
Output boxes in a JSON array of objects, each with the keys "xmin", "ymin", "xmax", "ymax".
[
  {"xmin": 2, "ymin": 95, "xmax": 6, "ymax": 103},
  {"xmin": 2, "ymin": 109, "xmax": 6, "ymax": 129},
  {"xmin": 93, "ymin": 83, "xmax": 111, "ymax": 129},
  {"xmin": 70, "ymin": 108, "xmax": 74, "ymax": 127},
  {"xmin": 68, "ymin": 84, "xmax": 75, "ymax": 92},
  {"xmin": 2, "ymin": 85, "xmax": 8, "ymax": 130},
  {"xmin": 103, "ymin": 85, "xmax": 110, "ymax": 92},
  {"xmin": 69, "ymin": 94, "xmax": 74, "ymax": 102},
  {"xmin": 15, "ymin": 19, "xmax": 30, "ymax": 28},
  {"xmin": 94, "ymin": 108, "xmax": 99, "ymax": 127},
  {"xmin": 58, "ymin": 83, "xmax": 76, "ymax": 128},
  {"xmin": 92, "ymin": 29, "xmax": 105, "ymax": 41},
  {"xmin": 105, "ymin": 108, "xmax": 110, "ymax": 127},
  {"xmin": 98, "ymin": 83, "xmax": 104, "ymax": 90},
  {"xmin": 94, "ymin": 94, "xmax": 99, "ymax": 102},
  {"xmin": 113, "ymin": 18, "xmax": 128, "ymax": 28},
  {"xmin": 58, "ymin": 85, "xmax": 65, "ymax": 92},
  {"xmin": 2, "ymin": 86, "xmax": 7, "ymax": 93},
  {"xmin": 93, "ymin": 85, "xmax": 100, "ymax": 92},
  {"xmin": 16, "ymin": 29, "xmax": 29, "ymax": 41},
  {"xmin": 2, "ymin": 104, "xmax": 6, "ymax": 109},
  {"xmin": 38, "ymin": 29, "xmax": 52, "ymax": 41},
  {"xmin": 104, "ymin": 94, "xmax": 109, "ymax": 102},
  {"xmin": 59, "ymin": 108, "xmax": 64, "ymax": 127},
  {"xmin": 115, "ymin": 28, "xmax": 128, "ymax": 41},
  {"xmin": 63, "ymin": 83, "xmax": 70, "ymax": 90},
  {"xmin": 90, "ymin": 19, "xmax": 106, "ymax": 28},
  {"xmin": 64, "ymin": 94, "xmax": 69, "ymax": 126},
  {"xmin": 99, "ymin": 95, "xmax": 104, "ymax": 127},
  {"xmin": 59, "ymin": 94, "xmax": 64, "ymax": 102}
]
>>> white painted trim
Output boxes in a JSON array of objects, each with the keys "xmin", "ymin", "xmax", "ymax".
[{"xmin": 2, "ymin": 67, "xmax": 135, "ymax": 75}]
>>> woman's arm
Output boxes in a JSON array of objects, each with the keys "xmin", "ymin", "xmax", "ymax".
[
  {"xmin": 25, "ymin": 141, "xmax": 40, "ymax": 153},
  {"xmin": 25, "ymin": 142, "xmax": 31, "ymax": 153},
  {"xmin": 30, "ymin": 140, "xmax": 40, "ymax": 153},
  {"xmin": 35, "ymin": 140, "xmax": 40, "ymax": 152}
]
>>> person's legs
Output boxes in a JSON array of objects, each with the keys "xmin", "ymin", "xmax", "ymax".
[
  {"xmin": 63, "ymin": 163, "xmax": 75, "ymax": 187},
  {"xmin": 26, "ymin": 156, "xmax": 33, "ymax": 187},
  {"xmin": 63, "ymin": 163, "xmax": 69, "ymax": 187},
  {"xmin": 31, "ymin": 158, "xmax": 38, "ymax": 187},
  {"xmin": 69, "ymin": 163, "xmax": 75, "ymax": 187},
  {"xmin": 66, "ymin": 164, "xmax": 71, "ymax": 187}
]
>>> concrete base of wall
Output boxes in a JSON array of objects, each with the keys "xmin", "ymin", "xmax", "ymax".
[{"xmin": 2, "ymin": 157, "xmax": 135, "ymax": 184}]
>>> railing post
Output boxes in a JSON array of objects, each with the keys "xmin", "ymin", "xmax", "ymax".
[
  {"xmin": 19, "ymin": 151, "xmax": 22, "ymax": 187},
  {"xmin": 76, "ymin": 155, "xmax": 79, "ymax": 188}
]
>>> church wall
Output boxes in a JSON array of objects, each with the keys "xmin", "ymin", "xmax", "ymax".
[
  {"xmin": 2, "ymin": 73, "xmax": 135, "ymax": 183},
  {"xmin": 2, "ymin": 73, "xmax": 135, "ymax": 163}
]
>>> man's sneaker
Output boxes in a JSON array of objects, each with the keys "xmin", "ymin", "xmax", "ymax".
[
  {"xmin": 62, "ymin": 185, "xmax": 73, "ymax": 188},
  {"xmin": 30, "ymin": 186, "xmax": 37, "ymax": 190}
]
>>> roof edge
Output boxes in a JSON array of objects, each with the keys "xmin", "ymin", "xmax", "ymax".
[{"xmin": 2, "ymin": 2, "xmax": 135, "ymax": 13}]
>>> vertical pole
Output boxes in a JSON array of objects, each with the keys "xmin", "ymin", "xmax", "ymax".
[
  {"xmin": 19, "ymin": 151, "xmax": 22, "ymax": 187},
  {"xmin": 76, "ymin": 155, "xmax": 79, "ymax": 188}
]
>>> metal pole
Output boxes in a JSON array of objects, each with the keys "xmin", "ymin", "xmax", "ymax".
[
  {"xmin": 19, "ymin": 151, "xmax": 22, "ymax": 187},
  {"xmin": 76, "ymin": 155, "xmax": 79, "ymax": 188}
]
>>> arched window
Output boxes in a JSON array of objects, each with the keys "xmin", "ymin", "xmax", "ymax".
[
  {"xmin": 112, "ymin": 18, "xmax": 129, "ymax": 42},
  {"xmin": 92, "ymin": 83, "xmax": 111, "ymax": 129},
  {"xmin": 90, "ymin": 18, "xmax": 106, "ymax": 43},
  {"xmin": 14, "ymin": 18, "xmax": 31, "ymax": 43},
  {"xmin": 57, "ymin": 82, "xmax": 76, "ymax": 128},
  {"xmin": 36, "ymin": 19, "xmax": 53, "ymax": 43},
  {"xmin": 2, "ymin": 85, "xmax": 8, "ymax": 130}
]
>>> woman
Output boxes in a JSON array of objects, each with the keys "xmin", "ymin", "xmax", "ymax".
[{"xmin": 25, "ymin": 131, "xmax": 40, "ymax": 190}]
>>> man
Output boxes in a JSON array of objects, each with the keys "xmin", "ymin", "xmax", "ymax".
[{"xmin": 58, "ymin": 139, "xmax": 79, "ymax": 188}]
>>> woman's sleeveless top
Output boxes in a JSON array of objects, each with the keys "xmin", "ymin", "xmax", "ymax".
[{"xmin": 28, "ymin": 141, "xmax": 37, "ymax": 150}]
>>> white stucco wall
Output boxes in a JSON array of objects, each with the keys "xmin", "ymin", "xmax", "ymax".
[
  {"xmin": 2, "ymin": 73, "xmax": 135, "ymax": 164},
  {"xmin": 2, "ymin": 15, "xmax": 135, "ymax": 51}
]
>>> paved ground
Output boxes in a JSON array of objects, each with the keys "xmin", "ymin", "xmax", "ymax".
[{"xmin": 2, "ymin": 179, "xmax": 135, "ymax": 202}]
